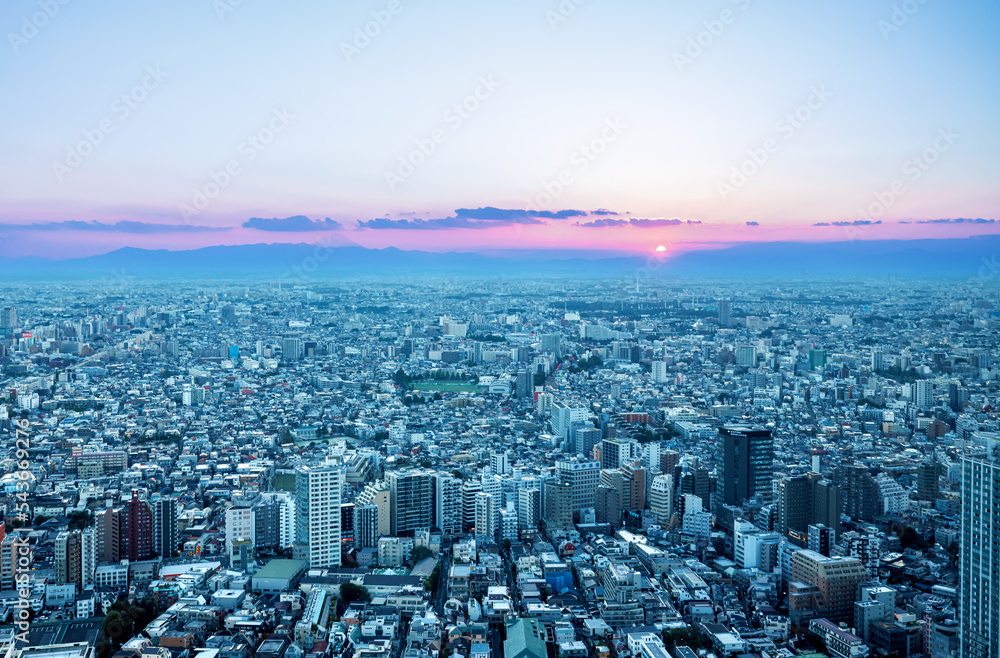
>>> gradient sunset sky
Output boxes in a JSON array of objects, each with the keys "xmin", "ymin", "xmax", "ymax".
[{"xmin": 1, "ymin": 0, "xmax": 998, "ymax": 258}]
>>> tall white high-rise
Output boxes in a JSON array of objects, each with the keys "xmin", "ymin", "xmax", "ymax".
[
  {"xmin": 517, "ymin": 487, "xmax": 540, "ymax": 530},
  {"xmin": 551, "ymin": 401, "xmax": 588, "ymax": 439},
  {"xmin": 651, "ymin": 361, "xmax": 668, "ymax": 384},
  {"xmin": 481, "ymin": 472, "xmax": 503, "ymax": 531},
  {"xmin": 536, "ymin": 392, "xmax": 555, "ymax": 416},
  {"xmin": 736, "ymin": 345, "xmax": 757, "ymax": 367},
  {"xmin": 870, "ymin": 347, "xmax": 884, "ymax": 371},
  {"xmin": 915, "ymin": 380, "xmax": 934, "ymax": 408},
  {"xmin": 474, "ymin": 492, "xmax": 495, "ymax": 539},
  {"xmin": 282, "ymin": 337, "xmax": 304, "ymax": 361},
  {"xmin": 294, "ymin": 462, "xmax": 345, "ymax": 568},
  {"xmin": 649, "ymin": 474, "xmax": 673, "ymax": 526},
  {"xmin": 960, "ymin": 445, "xmax": 1000, "ymax": 657},
  {"xmin": 272, "ymin": 492, "xmax": 296, "ymax": 548},
  {"xmin": 226, "ymin": 504, "xmax": 255, "ymax": 557},
  {"xmin": 500, "ymin": 502, "xmax": 518, "ymax": 541},
  {"xmin": 490, "ymin": 451, "xmax": 511, "ymax": 476},
  {"xmin": 434, "ymin": 473, "xmax": 464, "ymax": 536}
]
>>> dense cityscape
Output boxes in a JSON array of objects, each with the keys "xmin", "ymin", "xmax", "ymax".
[{"xmin": 0, "ymin": 275, "xmax": 996, "ymax": 658}]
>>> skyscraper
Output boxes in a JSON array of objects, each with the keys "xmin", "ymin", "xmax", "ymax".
[
  {"xmin": 651, "ymin": 361, "xmax": 668, "ymax": 384},
  {"xmin": 594, "ymin": 486, "xmax": 621, "ymax": 527},
  {"xmin": 600, "ymin": 438, "xmax": 633, "ymax": 471},
  {"xmin": 474, "ymin": 492, "xmax": 495, "ymax": 539},
  {"xmin": 807, "ymin": 524, "xmax": 833, "ymax": 557},
  {"xmin": 540, "ymin": 333, "xmax": 562, "ymax": 358},
  {"xmin": 434, "ymin": 473, "xmax": 464, "ymax": 536},
  {"xmin": 0, "ymin": 307, "xmax": 17, "ymax": 335},
  {"xmin": 600, "ymin": 462, "xmax": 645, "ymax": 514},
  {"xmin": 659, "ymin": 449, "xmax": 680, "ymax": 478},
  {"xmin": 462, "ymin": 479, "xmax": 483, "ymax": 532},
  {"xmin": 719, "ymin": 426, "xmax": 774, "ymax": 508},
  {"xmin": 354, "ymin": 505, "xmax": 379, "ymax": 549},
  {"xmin": 517, "ymin": 487, "xmax": 540, "ymax": 531},
  {"xmin": 870, "ymin": 347, "xmax": 884, "ymax": 371},
  {"xmin": 736, "ymin": 345, "xmax": 757, "ymax": 367},
  {"xmin": 718, "ymin": 299, "xmax": 731, "ymax": 327},
  {"xmin": 837, "ymin": 463, "xmax": 881, "ymax": 523},
  {"xmin": 97, "ymin": 490, "xmax": 153, "ymax": 563},
  {"xmin": 294, "ymin": 462, "xmax": 345, "ymax": 568},
  {"xmin": 386, "ymin": 470, "xmax": 435, "ymax": 535},
  {"xmin": 54, "ymin": 531, "xmax": 82, "ymax": 587},
  {"xmin": 490, "ymin": 451, "xmax": 511, "ymax": 476},
  {"xmin": 226, "ymin": 501, "xmax": 255, "ymax": 558},
  {"xmin": 959, "ymin": 447, "xmax": 1000, "ymax": 657},
  {"xmin": 915, "ymin": 380, "xmax": 934, "ymax": 408},
  {"xmin": 282, "ymin": 337, "xmax": 304, "ymax": 361},
  {"xmin": 551, "ymin": 402, "xmax": 588, "ymax": 440},
  {"xmin": 649, "ymin": 474, "xmax": 674, "ymax": 526},
  {"xmin": 515, "ymin": 370, "xmax": 531, "ymax": 399},
  {"xmin": 789, "ymin": 550, "xmax": 869, "ymax": 624},
  {"xmin": 340, "ymin": 503, "xmax": 355, "ymax": 547},
  {"xmin": 151, "ymin": 497, "xmax": 178, "ymax": 559},
  {"xmin": 543, "ymin": 480, "xmax": 573, "ymax": 529},
  {"xmin": 776, "ymin": 472, "xmax": 841, "ymax": 542},
  {"xmin": 356, "ymin": 481, "xmax": 390, "ymax": 538},
  {"xmin": 916, "ymin": 459, "xmax": 941, "ymax": 502},
  {"xmin": 555, "ymin": 458, "xmax": 600, "ymax": 512},
  {"xmin": 574, "ymin": 427, "xmax": 601, "ymax": 457},
  {"xmin": 81, "ymin": 527, "xmax": 96, "ymax": 588}
]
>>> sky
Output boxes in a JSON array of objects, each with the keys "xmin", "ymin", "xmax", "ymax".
[{"xmin": 1, "ymin": 0, "xmax": 998, "ymax": 258}]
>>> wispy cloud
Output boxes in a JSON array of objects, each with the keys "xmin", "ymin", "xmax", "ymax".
[
  {"xmin": 357, "ymin": 206, "xmax": 594, "ymax": 230},
  {"xmin": 814, "ymin": 220, "xmax": 882, "ymax": 227},
  {"xmin": 455, "ymin": 206, "xmax": 586, "ymax": 220},
  {"xmin": 575, "ymin": 217, "xmax": 702, "ymax": 228},
  {"xmin": 0, "ymin": 220, "xmax": 228, "ymax": 233},
  {"xmin": 358, "ymin": 217, "xmax": 499, "ymax": 230},
  {"xmin": 910, "ymin": 217, "xmax": 996, "ymax": 224},
  {"xmin": 630, "ymin": 218, "xmax": 702, "ymax": 228},
  {"xmin": 242, "ymin": 216, "xmax": 343, "ymax": 231},
  {"xmin": 575, "ymin": 218, "xmax": 629, "ymax": 227}
]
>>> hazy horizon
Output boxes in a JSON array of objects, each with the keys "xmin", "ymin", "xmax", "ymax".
[{"xmin": 2, "ymin": 0, "xmax": 998, "ymax": 258}]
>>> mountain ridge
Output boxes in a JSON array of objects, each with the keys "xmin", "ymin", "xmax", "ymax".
[{"xmin": 1, "ymin": 236, "xmax": 998, "ymax": 280}]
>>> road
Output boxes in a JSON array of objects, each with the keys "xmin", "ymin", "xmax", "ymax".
[
  {"xmin": 490, "ymin": 627, "xmax": 502, "ymax": 658},
  {"xmin": 433, "ymin": 547, "xmax": 451, "ymax": 615}
]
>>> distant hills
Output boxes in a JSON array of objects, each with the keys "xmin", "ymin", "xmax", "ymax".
[{"xmin": 0, "ymin": 235, "xmax": 998, "ymax": 280}]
